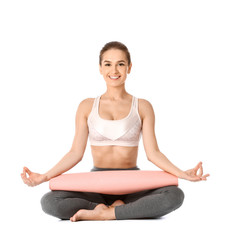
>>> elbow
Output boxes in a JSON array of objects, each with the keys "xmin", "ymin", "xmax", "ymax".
[
  {"xmin": 146, "ymin": 155, "xmax": 151, "ymax": 162},
  {"xmin": 69, "ymin": 150, "xmax": 84, "ymax": 163},
  {"xmin": 147, "ymin": 156, "xmax": 154, "ymax": 163},
  {"xmin": 77, "ymin": 155, "xmax": 83, "ymax": 163},
  {"xmin": 146, "ymin": 150, "xmax": 161, "ymax": 163}
]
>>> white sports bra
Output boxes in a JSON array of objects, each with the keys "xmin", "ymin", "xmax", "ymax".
[{"xmin": 87, "ymin": 95, "xmax": 142, "ymax": 147}]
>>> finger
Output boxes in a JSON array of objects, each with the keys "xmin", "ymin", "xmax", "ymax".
[
  {"xmin": 22, "ymin": 178, "xmax": 30, "ymax": 185},
  {"xmin": 24, "ymin": 167, "xmax": 31, "ymax": 175},
  {"xmin": 197, "ymin": 164, "xmax": 203, "ymax": 177},
  {"xmin": 201, "ymin": 174, "xmax": 210, "ymax": 180},
  {"xmin": 187, "ymin": 175, "xmax": 201, "ymax": 182},
  {"xmin": 27, "ymin": 180, "xmax": 33, "ymax": 187},
  {"xmin": 21, "ymin": 169, "xmax": 35, "ymax": 186},
  {"xmin": 21, "ymin": 173, "xmax": 26, "ymax": 180},
  {"xmin": 22, "ymin": 177, "xmax": 31, "ymax": 185},
  {"xmin": 21, "ymin": 169, "xmax": 29, "ymax": 181},
  {"xmin": 22, "ymin": 168, "xmax": 29, "ymax": 180},
  {"xmin": 21, "ymin": 170, "xmax": 25, "ymax": 179},
  {"xmin": 194, "ymin": 162, "xmax": 202, "ymax": 173},
  {"xmin": 21, "ymin": 174, "xmax": 32, "ymax": 186}
]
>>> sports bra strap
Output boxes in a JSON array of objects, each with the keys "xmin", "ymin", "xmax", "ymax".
[
  {"xmin": 133, "ymin": 96, "xmax": 138, "ymax": 110},
  {"xmin": 92, "ymin": 96, "xmax": 99, "ymax": 111}
]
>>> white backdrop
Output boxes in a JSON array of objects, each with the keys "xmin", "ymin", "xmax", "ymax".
[{"xmin": 0, "ymin": 0, "xmax": 228, "ymax": 239}]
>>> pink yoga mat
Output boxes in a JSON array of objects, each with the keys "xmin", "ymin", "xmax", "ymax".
[{"xmin": 49, "ymin": 170, "xmax": 178, "ymax": 195}]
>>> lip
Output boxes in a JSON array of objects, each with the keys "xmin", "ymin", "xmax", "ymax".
[{"xmin": 109, "ymin": 76, "xmax": 121, "ymax": 80}]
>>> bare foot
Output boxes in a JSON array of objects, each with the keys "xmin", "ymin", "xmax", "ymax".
[
  {"xmin": 110, "ymin": 200, "xmax": 125, "ymax": 207},
  {"xmin": 70, "ymin": 203, "xmax": 116, "ymax": 222}
]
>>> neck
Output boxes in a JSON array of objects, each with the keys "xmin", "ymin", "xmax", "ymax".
[{"xmin": 103, "ymin": 85, "xmax": 128, "ymax": 100}]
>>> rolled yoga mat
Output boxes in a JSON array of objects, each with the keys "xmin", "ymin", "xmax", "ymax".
[{"xmin": 49, "ymin": 170, "xmax": 178, "ymax": 195}]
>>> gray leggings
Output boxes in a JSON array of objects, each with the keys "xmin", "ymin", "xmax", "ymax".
[{"xmin": 41, "ymin": 167, "xmax": 184, "ymax": 220}]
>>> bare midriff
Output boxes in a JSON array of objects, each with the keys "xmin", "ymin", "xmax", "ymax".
[{"xmin": 90, "ymin": 145, "xmax": 138, "ymax": 168}]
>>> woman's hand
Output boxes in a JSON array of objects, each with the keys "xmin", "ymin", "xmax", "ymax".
[
  {"xmin": 21, "ymin": 167, "xmax": 47, "ymax": 187},
  {"xmin": 181, "ymin": 162, "xmax": 210, "ymax": 182}
]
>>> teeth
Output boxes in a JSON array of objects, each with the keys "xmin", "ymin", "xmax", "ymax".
[{"xmin": 110, "ymin": 76, "xmax": 119, "ymax": 79}]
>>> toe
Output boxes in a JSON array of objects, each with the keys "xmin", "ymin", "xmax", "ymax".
[{"xmin": 70, "ymin": 211, "xmax": 80, "ymax": 222}]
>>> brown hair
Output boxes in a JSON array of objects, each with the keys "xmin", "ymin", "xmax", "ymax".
[{"xmin": 99, "ymin": 41, "xmax": 131, "ymax": 66}]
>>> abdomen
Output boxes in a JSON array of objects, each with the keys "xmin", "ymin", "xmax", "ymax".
[{"xmin": 91, "ymin": 145, "xmax": 138, "ymax": 168}]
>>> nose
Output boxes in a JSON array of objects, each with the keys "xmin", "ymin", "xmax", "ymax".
[{"xmin": 111, "ymin": 65, "xmax": 119, "ymax": 74}]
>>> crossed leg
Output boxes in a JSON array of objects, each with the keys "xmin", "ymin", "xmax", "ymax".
[
  {"xmin": 41, "ymin": 186, "xmax": 184, "ymax": 221},
  {"xmin": 41, "ymin": 190, "xmax": 107, "ymax": 220}
]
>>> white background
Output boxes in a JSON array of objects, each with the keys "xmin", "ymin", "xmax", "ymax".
[{"xmin": 0, "ymin": 0, "xmax": 228, "ymax": 239}]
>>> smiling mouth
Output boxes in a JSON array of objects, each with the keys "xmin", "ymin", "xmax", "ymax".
[{"xmin": 109, "ymin": 76, "xmax": 121, "ymax": 80}]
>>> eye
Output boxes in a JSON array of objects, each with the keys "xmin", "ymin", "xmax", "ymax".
[
  {"xmin": 119, "ymin": 63, "xmax": 125, "ymax": 66},
  {"xmin": 105, "ymin": 63, "xmax": 111, "ymax": 66}
]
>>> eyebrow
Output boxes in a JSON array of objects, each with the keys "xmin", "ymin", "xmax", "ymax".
[{"xmin": 103, "ymin": 60, "xmax": 126, "ymax": 63}]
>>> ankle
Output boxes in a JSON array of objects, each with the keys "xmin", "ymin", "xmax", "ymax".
[{"xmin": 103, "ymin": 206, "xmax": 116, "ymax": 220}]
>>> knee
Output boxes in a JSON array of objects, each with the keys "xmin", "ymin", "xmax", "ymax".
[
  {"xmin": 40, "ymin": 191, "xmax": 60, "ymax": 218},
  {"xmin": 166, "ymin": 186, "xmax": 185, "ymax": 210},
  {"xmin": 40, "ymin": 192, "xmax": 53, "ymax": 214},
  {"xmin": 152, "ymin": 186, "xmax": 184, "ymax": 218}
]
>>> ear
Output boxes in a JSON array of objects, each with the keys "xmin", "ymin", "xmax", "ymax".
[{"xmin": 127, "ymin": 62, "xmax": 132, "ymax": 74}]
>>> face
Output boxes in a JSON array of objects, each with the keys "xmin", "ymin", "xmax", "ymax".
[{"xmin": 99, "ymin": 49, "xmax": 132, "ymax": 87}]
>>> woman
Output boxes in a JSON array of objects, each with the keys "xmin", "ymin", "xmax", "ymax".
[{"xmin": 21, "ymin": 41, "xmax": 209, "ymax": 221}]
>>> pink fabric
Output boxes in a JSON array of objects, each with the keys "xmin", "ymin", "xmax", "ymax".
[{"xmin": 49, "ymin": 170, "xmax": 178, "ymax": 195}]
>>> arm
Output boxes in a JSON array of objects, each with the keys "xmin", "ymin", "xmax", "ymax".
[
  {"xmin": 140, "ymin": 99, "xmax": 209, "ymax": 181},
  {"xmin": 21, "ymin": 99, "xmax": 90, "ymax": 186}
]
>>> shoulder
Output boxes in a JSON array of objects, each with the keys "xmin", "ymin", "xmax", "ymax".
[
  {"xmin": 76, "ymin": 97, "xmax": 96, "ymax": 118},
  {"xmin": 78, "ymin": 97, "xmax": 95, "ymax": 108},
  {"xmin": 138, "ymin": 98, "xmax": 155, "ymax": 120}
]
